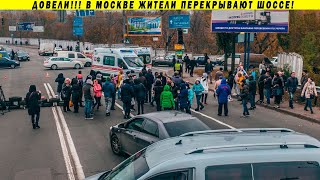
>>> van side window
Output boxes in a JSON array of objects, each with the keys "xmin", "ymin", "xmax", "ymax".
[
  {"xmin": 253, "ymin": 161, "xmax": 320, "ymax": 180},
  {"xmin": 205, "ymin": 164, "xmax": 252, "ymax": 180},
  {"xmin": 68, "ymin": 53, "xmax": 75, "ymax": 58},
  {"xmin": 103, "ymin": 56, "xmax": 115, "ymax": 66},
  {"xmin": 77, "ymin": 53, "xmax": 85, "ymax": 58},
  {"xmin": 148, "ymin": 170, "xmax": 190, "ymax": 180},
  {"xmin": 118, "ymin": 58, "xmax": 128, "ymax": 69}
]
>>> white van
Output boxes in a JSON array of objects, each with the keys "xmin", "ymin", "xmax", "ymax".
[
  {"xmin": 39, "ymin": 43, "xmax": 54, "ymax": 56},
  {"xmin": 57, "ymin": 51, "xmax": 92, "ymax": 67},
  {"xmin": 132, "ymin": 47, "xmax": 152, "ymax": 67},
  {"xmin": 92, "ymin": 48, "xmax": 144, "ymax": 76}
]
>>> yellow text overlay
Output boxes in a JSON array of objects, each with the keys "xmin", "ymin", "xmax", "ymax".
[{"xmin": 0, "ymin": 0, "xmax": 319, "ymax": 10}]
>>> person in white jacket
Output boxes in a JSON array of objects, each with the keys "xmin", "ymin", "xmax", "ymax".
[
  {"xmin": 301, "ymin": 78, "xmax": 318, "ymax": 114},
  {"xmin": 200, "ymin": 73, "xmax": 209, "ymax": 104}
]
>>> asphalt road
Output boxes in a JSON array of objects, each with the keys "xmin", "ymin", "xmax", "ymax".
[{"xmin": 1, "ymin": 45, "xmax": 320, "ymax": 180}]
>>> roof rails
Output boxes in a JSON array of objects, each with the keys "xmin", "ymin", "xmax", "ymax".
[
  {"xmin": 180, "ymin": 128, "xmax": 295, "ymax": 137},
  {"xmin": 186, "ymin": 142, "xmax": 320, "ymax": 155}
]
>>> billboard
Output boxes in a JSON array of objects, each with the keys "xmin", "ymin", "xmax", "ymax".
[
  {"xmin": 17, "ymin": 22, "xmax": 35, "ymax": 31},
  {"xmin": 127, "ymin": 16, "xmax": 161, "ymax": 36},
  {"xmin": 211, "ymin": 10, "xmax": 289, "ymax": 33}
]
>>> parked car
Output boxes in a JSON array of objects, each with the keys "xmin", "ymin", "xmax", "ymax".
[
  {"xmin": 109, "ymin": 111, "xmax": 210, "ymax": 156},
  {"xmin": 57, "ymin": 51, "xmax": 92, "ymax": 67},
  {"xmin": 194, "ymin": 56, "xmax": 206, "ymax": 66},
  {"xmin": 0, "ymin": 57, "xmax": 20, "ymax": 68},
  {"xmin": 43, "ymin": 57, "xmax": 84, "ymax": 70},
  {"xmin": 15, "ymin": 51, "xmax": 30, "ymax": 61},
  {"xmin": 53, "ymin": 47, "xmax": 63, "ymax": 54},
  {"xmin": 87, "ymin": 128, "xmax": 320, "ymax": 180},
  {"xmin": 152, "ymin": 56, "xmax": 174, "ymax": 67},
  {"xmin": 0, "ymin": 51, "xmax": 10, "ymax": 59}
]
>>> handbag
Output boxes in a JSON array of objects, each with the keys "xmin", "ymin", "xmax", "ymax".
[
  {"xmin": 69, "ymin": 100, "xmax": 73, "ymax": 107},
  {"xmin": 310, "ymin": 94, "xmax": 315, "ymax": 100}
]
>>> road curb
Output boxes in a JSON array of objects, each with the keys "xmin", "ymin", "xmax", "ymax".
[{"xmin": 256, "ymin": 103, "xmax": 320, "ymax": 125}]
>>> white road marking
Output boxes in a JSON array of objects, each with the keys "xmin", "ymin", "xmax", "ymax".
[
  {"xmin": 190, "ymin": 109, "xmax": 240, "ymax": 131},
  {"xmin": 46, "ymin": 83, "xmax": 85, "ymax": 180},
  {"xmin": 43, "ymin": 83, "xmax": 52, "ymax": 99},
  {"xmin": 44, "ymin": 83, "xmax": 75, "ymax": 180},
  {"xmin": 115, "ymin": 102, "xmax": 135, "ymax": 117}
]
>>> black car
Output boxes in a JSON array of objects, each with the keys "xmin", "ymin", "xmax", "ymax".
[
  {"xmin": 152, "ymin": 56, "xmax": 174, "ymax": 67},
  {"xmin": 0, "ymin": 57, "xmax": 20, "ymax": 68},
  {"xmin": 15, "ymin": 51, "xmax": 30, "ymax": 61},
  {"xmin": 109, "ymin": 111, "xmax": 210, "ymax": 156}
]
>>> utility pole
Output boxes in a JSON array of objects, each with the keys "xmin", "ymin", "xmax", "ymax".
[{"xmin": 122, "ymin": 10, "xmax": 126, "ymax": 44}]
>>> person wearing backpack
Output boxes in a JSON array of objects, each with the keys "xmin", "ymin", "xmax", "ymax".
[{"xmin": 26, "ymin": 85, "xmax": 41, "ymax": 129}]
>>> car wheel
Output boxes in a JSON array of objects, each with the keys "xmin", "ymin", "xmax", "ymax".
[
  {"xmin": 111, "ymin": 135, "xmax": 122, "ymax": 155},
  {"xmin": 51, "ymin": 64, "xmax": 58, "ymax": 70},
  {"xmin": 10, "ymin": 64, "xmax": 16, "ymax": 69},
  {"xmin": 74, "ymin": 64, "xmax": 81, "ymax": 69},
  {"xmin": 85, "ymin": 62, "xmax": 91, "ymax": 67}
]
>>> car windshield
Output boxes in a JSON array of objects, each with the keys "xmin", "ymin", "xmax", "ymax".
[
  {"xmin": 104, "ymin": 148, "xmax": 149, "ymax": 180},
  {"xmin": 164, "ymin": 118, "xmax": 210, "ymax": 137},
  {"xmin": 17, "ymin": 52, "xmax": 28, "ymax": 56},
  {"xmin": 123, "ymin": 57, "xmax": 144, "ymax": 68},
  {"xmin": 0, "ymin": 52, "xmax": 9, "ymax": 58}
]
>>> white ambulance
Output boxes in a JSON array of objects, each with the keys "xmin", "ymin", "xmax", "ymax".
[
  {"xmin": 92, "ymin": 48, "xmax": 144, "ymax": 76},
  {"xmin": 132, "ymin": 47, "xmax": 152, "ymax": 68}
]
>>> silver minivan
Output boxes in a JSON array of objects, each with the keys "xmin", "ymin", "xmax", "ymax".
[{"xmin": 86, "ymin": 128, "xmax": 320, "ymax": 180}]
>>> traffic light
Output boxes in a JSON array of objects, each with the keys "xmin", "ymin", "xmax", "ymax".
[
  {"xmin": 1, "ymin": 17, "xmax": 4, "ymax": 25},
  {"xmin": 177, "ymin": 28, "xmax": 183, "ymax": 44}
]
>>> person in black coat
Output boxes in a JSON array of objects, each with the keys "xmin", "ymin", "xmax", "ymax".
[
  {"xmin": 170, "ymin": 82, "xmax": 180, "ymax": 110},
  {"xmin": 55, "ymin": 73, "xmax": 65, "ymax": 99},
  {"xmin": 62, "ymin": 78, "xmax": 72, "ymax": 112},
  {"xmin": 71, "ymin": 78, "xmax": 81, "ymax": 113},
  {"xmin": 159, "ymin": 72, "xmax": 167, "ymax": 86},
  {"xmin": 153, "ymin": 80, "xmax": 163, "ymax": 111},
  {"xmin": 258, "ymin": 70, "xmax": 266, "ymax": 104},
  {"xmin": 26, "ymin": 85, "xmax": 41, "ymax": 129},
  {"xmin": 121, "ymin": 79, "xmax": 134, "ymax": 119},
  {"xmin": 189, "ymin": 58, "xmax": 196, "ymax": 77},
  {"xmin": 145, "ymin": 69, "xmax": 154, "ymax": 103},
  {"xmin": 248, "ymin": 75, "xmax": 257, "ymax": 110},
  {"xmin": 133, "ymin": 79, "xmax": 146, "ymax": 115}
]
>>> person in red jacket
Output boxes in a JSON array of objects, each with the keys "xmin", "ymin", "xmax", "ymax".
[{"xmin": 92, "ymin": 79, "xmax": 102, "ymax": 111}]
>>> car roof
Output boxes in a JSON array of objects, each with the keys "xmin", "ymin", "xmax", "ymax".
[
  {"xmin": 138, "ymin": 111, "xmax": 197, "ymax": 124},
  {"xmin": 145, "ymin": 128, "xmax": 320, "ymax": 168}
]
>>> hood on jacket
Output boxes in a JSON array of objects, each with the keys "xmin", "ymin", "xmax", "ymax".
[
  {"xmin": 29, "ymin": 85, "xmax": 36, "ymax": 92},
  {"xmin": 155, "ymin": 80, "xmax": 162, "ymax": 86},
  {"xmin": 164, "ymin": 85, "xmax": 171, "ymax": 91},
  {"xmin": 221, "ymin": 78, "xmax": 227, "ymax": 85},
  {"xmin": 180, "ymin": 83, "xmax": 187, "ymax": 90},
  {"xmin": 71, "ymin": 78, "xmax": 78, "ymax": 85},
  {"xmin": 58, "ymin": 73, "xmax": 64, "ymax": 78},
  {"xmin": 93, "ymin": 79, "xmax": 99, "ymax": 85},
  {"xmin": 134, "ymin": 79, "xmax": 140, "ymax": 85},
  {"xmin": 202, "ymin": 73, "xmax": 208, "ymax": 78}
]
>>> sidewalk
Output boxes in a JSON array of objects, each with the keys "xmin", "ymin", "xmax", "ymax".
[{"xmin": 166, "ymin": 69, "xmax": 320, "ymax": 125}]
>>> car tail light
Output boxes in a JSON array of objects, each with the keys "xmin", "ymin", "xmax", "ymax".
[{"xmin": 44, "ymin": 60, "xmax": 49, "ymax": 64}]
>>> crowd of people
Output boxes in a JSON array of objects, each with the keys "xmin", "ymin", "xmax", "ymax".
[{"xmin": 24, "ymin": 59, "xmax": 318, "ymax": 129}]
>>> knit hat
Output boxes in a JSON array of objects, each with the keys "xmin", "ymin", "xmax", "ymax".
[
  {"xmin": 86, "ymin": 79, "xmax": 93, "ymax": 85},
  {"xmin": 96, "ymin": 74, "xmax": 102, "ymax": 80}
]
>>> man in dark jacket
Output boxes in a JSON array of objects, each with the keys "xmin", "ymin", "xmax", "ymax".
[
  {"xmin": 138, "ymin": 72, "xmax": 147, "ymax": 88},
  {"xmin": 83, "ymin": 79, "xmax": 94, "ymax": 119},
  {"xmin": 258, "ymin": 70, "xmax": 266, "ymax": 104},
  {"xmin": 55, "ymin": 73, "xmax": 65, "ymax": 99},
  {"xmin": 145, "ymin": 69, "xmax": 154, "ymax": 103},
  {"xmin": 153, "ymin": 80, "xmax": 163, "ymax": 111},
  {"xmin": 121, "ymin": 79, "xmax": 134, "ymax": 119},
  {"xmin": 205, "ymin": 59, "xmax": 214, "ymax": 84},
  {"xmin": 172, "ymin": 72, "xmax": 183, "ymax": 87},
  {"xmin": 179, "ymin": 83, "xmax": 190, "ymax": 114},
  {"xmin": 159, "ymin": 72, "xmax": 167, "ymax": 86},
  {"xmin": 26, "ymin": 85, "xmax": 41, "ymax": 129},
  {"xmin": 189, "ymin": 58, "xmax": 196, "ymax": 77},
  {"xmin": 184, "ymin": 54, "xmax": 190, "ymax": 73},
  {"xmin": 263, "ymin": 72, "xmax": 272, "ymax": 105},
  {"xmin": 216, "ymin": 78, "xmax": 231, "ymax": 116},
  {"xmin": 248, "ymin": 75, "xmax": 257, "ymax": 110},
  {"xmin": 133, "ymin": 79, "xmax": 146, "ymax": 115},
  {"xmin": 286, "ymin": 71, "xmax": 298, "ymax": 109},
  {"xmin": 240, "ymin": 79, "xmax": 250, "ymax": 117},
  {"xmin": 170, "ymin": 82, "xmax": 180, "ymax": 110},
  {"xmin": 71, "ymin": 78, "xmax": 81, "ymax": 113},
  {"xmin": 103, "ymin": 77, "xmax": 115, "ymax": 116}
]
